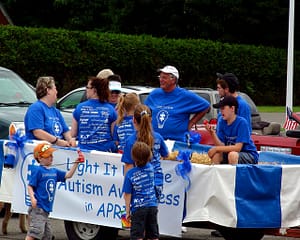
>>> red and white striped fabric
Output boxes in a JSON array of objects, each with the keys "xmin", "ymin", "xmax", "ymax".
[{"xmin": 283, "ymin": 115, "xmax": 299, "ymax": 130}]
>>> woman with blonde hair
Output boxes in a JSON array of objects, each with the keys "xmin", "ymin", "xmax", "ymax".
[
  {"xmin": 113, "ymin": 93, "xmax": 140, "ymax": 153},
  {"xmin": 121, "ymin": 104, "xmax": 169, "ymax": 199}
]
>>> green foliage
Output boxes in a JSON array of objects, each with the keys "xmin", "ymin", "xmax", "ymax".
[
  {"xmin": 2, "ymin": 0, "xmax": 298, "ymax": 49},
  {"xmin": 0, "ymin": 25, "xmax": 297, "ymax": 106}
]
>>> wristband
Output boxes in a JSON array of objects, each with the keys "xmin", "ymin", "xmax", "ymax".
[{"xmin": 51, "ymin": 137, "xmax": 58, "ymax": 144}]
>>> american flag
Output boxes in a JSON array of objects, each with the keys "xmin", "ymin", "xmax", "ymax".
[{"xmin": 283, "ymin": 115, "xmax": 299, "ymax": 130}]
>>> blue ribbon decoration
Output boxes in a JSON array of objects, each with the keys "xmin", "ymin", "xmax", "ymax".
[
  {"xmin": 175, "ymin": 150, "xmax": 192, "ymax": 192},
  {"xmin": 184, "ymin": 131, "xmax": 201, "ymax": 147},
  {"xmin": 6, "ymin": 129, "xmax": 28, "ymax": 167},
  {"xmin": 189, "ymin": 131, "xmax": 201, "ymax": 144}
]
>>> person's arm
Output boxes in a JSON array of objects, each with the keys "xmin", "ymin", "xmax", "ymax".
[
  {"xmin": 188, "ymin": 106, "xmax": 210, "ymax": 130},
  {"xmin": 63, "ymin": 130, "xmax": 76, "ymax": 147},
  {"xmin": 28, "ymin": 185, "xmax": 37, "ymax": 208},
  {"xmin": 124, "ymin": 192, "xmax": 132, "ymax": 221},
  {"xmin": 111, "ymin": 120, "xmax": 116, "ymax": 137},
  {"xmin": 214, "ymin": 142, "xmax": 243, "ymax": 153},
  {"xmin": 71, "ymin": 118, "xmax": 78, "ymax": 138},
  {"xmin": 65, "ymin": 161, "xmax": 80, "ymax": 179},
  {"xmin": 205, "ymin": 124, "xmax": 223, "ymax": 146},
  {"xmin": 32, "ymin": 129, "xmax": 72, "ymax": 147},
  {"xmin": 124, "ymin": 163, "xmax": 134, "ymax": 176}
]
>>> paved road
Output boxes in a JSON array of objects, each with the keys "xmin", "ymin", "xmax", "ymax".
[
  {"xmin": 260, "ymin": 112, "xmax": 286, "ymax": 126},
  {"xmin": 0, "ymin": 217, "xmax": 299, "ymax": 240}
]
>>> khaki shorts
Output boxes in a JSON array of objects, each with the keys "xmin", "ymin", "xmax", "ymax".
[{"xmin": 27, "ymin": 207, "xmax": 52, "ymax": 240}]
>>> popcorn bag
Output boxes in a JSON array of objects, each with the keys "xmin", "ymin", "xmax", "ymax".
[{"xmin": 166, "ymin": 141, "xmax": 213, "ymax": 165}]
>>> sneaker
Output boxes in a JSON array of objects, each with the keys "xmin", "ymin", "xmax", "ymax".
[{"xmin": 211, "ymin": 230, "xmax": 222, "ymax": 237}]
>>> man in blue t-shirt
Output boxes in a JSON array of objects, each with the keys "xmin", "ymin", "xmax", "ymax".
[
  {"xmin": 214, "ymin": 72, "xmax": 252, "ymax": 132},
  {"xmin": 206, "ymin": 96, "xmax": 258, "ymax": 164},
  {"xmin": 145, "ymin": 65, "xmax": 210, "ymax": 142}
]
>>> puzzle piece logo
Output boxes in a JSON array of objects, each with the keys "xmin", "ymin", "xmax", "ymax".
[{"xmin": 156, "ymin": 110, "xmax": 169, "ymax": 129}]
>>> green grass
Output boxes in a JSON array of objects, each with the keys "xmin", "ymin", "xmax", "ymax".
[{"xmin": 258, "ymin": 106, "xmax": 300, "ymax": 113}]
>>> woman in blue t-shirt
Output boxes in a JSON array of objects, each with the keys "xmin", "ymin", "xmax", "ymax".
[
  {"xmin": 71, "ymin": 76, "xmax": 117, "ymax": 152},
  {"xmin": 24, "ymin": 76, "xmax": 75, "ymax": 147}
]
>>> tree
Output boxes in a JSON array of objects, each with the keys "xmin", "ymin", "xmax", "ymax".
[{"xmin": 1, "ymin": 0, "xmax": 298, "ymax": 49}]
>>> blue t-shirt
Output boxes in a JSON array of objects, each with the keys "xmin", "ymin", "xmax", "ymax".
[
  {"xmin": 121, "ymin": 131, "xmax": 169, "ymax": 186},
  {"xmin": 25, "ymin": 100, "xmax": 70, "ymax": 140},
  {"xmin": 122, "ymin": 162, "xmax": 157, "ymax": 213},
  {"xmin": 236, "ymin": 95, "xmax": 252, "ymax": 132},
  {"xmin": 217, "ymin": 116, "xmax": 258, "ymax": 163},
  {"xmin": 217, "ymin": 95, "xmax": 252, "ymax": 132},
  {"xmin": 112, "ymin": 115, "xmax": 135, "ymax": 152},
  {"xmin": 73, "ymin": 99, "xmax": 117, "ymax": 152},
  {"xmin": 145, "ymin": 87, "xmax": 210, "ymax": 141},
  {"xmin": 29, "ymin": 165, "xmax": 66, "ymax": 213}
]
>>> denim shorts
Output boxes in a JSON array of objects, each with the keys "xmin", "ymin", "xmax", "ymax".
[
  {"xmin": 27, "ymin": 207, "xmax": 52, "ymax": 240},
  {"xmin": 131, "ymin": 206, "xmax": 159, "ymax": 240}
]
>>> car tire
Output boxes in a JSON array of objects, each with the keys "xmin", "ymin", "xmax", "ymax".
[{"xmin": 64, "ymin": 220, "xmax": 118, "ymax": 240}]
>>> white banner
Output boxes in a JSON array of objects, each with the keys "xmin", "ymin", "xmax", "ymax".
[{"xmin": 10, "ymin": 142, "xmax": 185, "ymax": 237}]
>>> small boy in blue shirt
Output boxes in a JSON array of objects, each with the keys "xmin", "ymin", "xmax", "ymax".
[
  {"xmin": 123, "ymin": 141, "xmax": 159, "ymax": 240},
  {"xmin": 26, "ymin": 143, "xmax": 83, "ymax": 240}
]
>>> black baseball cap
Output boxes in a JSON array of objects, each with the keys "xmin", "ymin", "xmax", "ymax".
[
  {"xmin": 214, "ymin": 95, "xmax": 238, "ymax": 109},
  {"xmin": 212, "ymin": 97, "xmax": 224, "ymax": 108},
  {"xmin": 216, "ymin": 72, "xmax": 239, "ymax": 91}
]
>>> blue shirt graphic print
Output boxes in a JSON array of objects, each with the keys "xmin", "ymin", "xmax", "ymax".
[
  {"xmin": 145, "ymin": 87, "xmax": 210, "ymax": 141},
  {"xmin": 122, "ymin": 163, "xmax": 158, "ymax": 213},
  {"xmin": 113, "ymin": 115, "xmax": 135, "ymax": 152},
  {"xmin": 29, "ymin": 165, "xmax": 66, "ymax": 213},
  {"xmin": 217, "ymin": 116, "xmax": 258, "ymax": 162},
  {"xmin": 121, "ymin": 131, "xmax": 169, "ymax": 187},
  {"xmin": 25, "ymin": 100, "xmax": 69, "ymax": 140},
  {"xmin": 73, "ymin": 99, "xmax": 117, "ymax": 151}
]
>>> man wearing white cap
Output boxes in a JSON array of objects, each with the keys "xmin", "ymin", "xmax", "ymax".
[{"xmin": 145, "ymin": 65, "xmax": 210, "ymax": 142}]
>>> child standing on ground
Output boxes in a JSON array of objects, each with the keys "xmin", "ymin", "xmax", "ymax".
[
  {"xmin": 25, "ymin": 143, "xmax": 83, "ymax": 240},
  {"xmin": 123, "ymin": 141, "xmax": 159, "ymax": 240},
  {"xmin": 113, "ymin": 93, "xmax": 140, "ymax": 153}
]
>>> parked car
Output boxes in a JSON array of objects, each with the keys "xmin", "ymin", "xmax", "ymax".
[
  {"xmin": 57, "ymin": 86, "xmax": 260, "ymax": 125},
  {"xmin": 187, "ymin": 87, "xmax": 262, "ymax": 125},
  {"xmin": 0, "ymin": 66, "xmax": 72, "ymax": 138},
  {"xmin": 0, "ymin": 66, "xmax": 36, "ymax": 139}
]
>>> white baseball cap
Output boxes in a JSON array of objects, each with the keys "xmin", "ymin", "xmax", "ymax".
[
  {"xmin": 109, "ymin": 81, "xmax": 122, "ymax": 92},
  {"xmin": 159, "ymin": 65, "xmax": 179, "ymax": 79}
]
